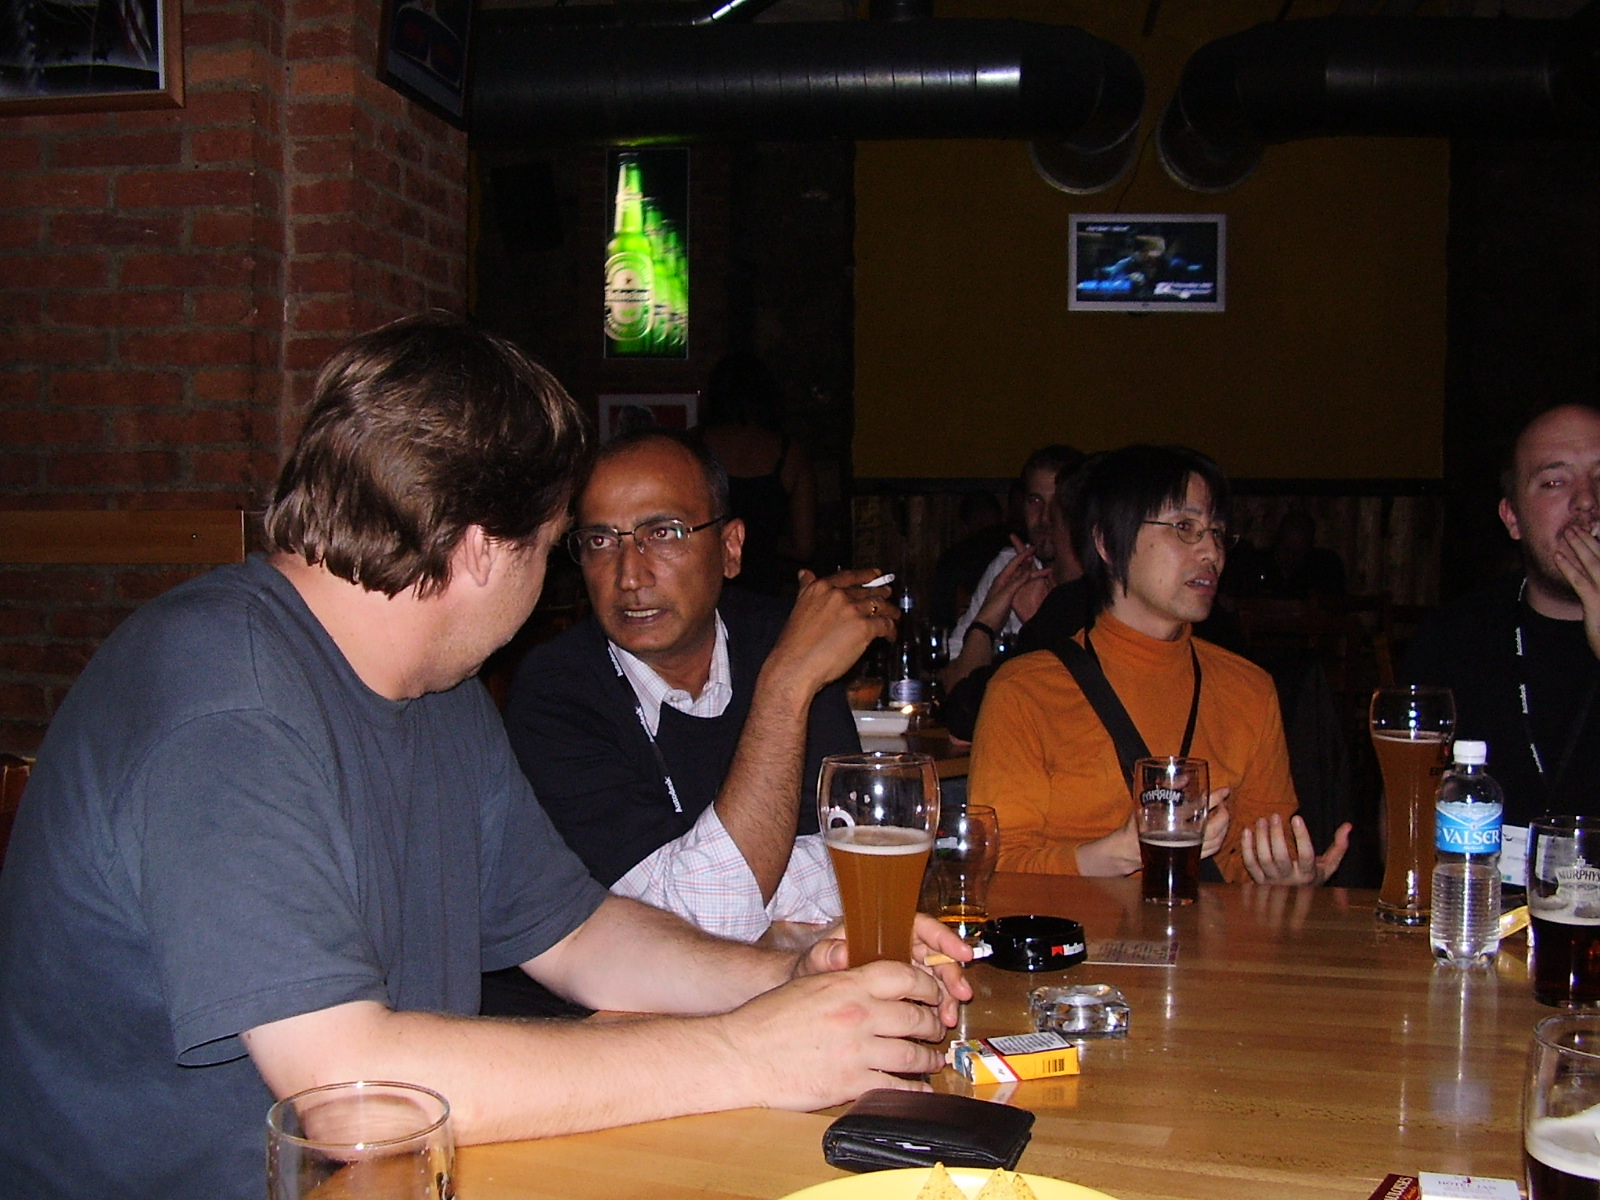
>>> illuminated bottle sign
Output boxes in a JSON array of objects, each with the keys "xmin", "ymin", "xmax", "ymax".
[{"xmin": 604, "ymin": 149, "xmax": 690, "ymax": 359}]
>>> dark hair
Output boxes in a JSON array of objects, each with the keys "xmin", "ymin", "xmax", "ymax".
[
  {"xmin": 1021, "ymin": 444, "xmax": 1084, "ymax": 485},
  {"xmin": 1074, "ymin": 444, "xmax": 1233, "ymax": 612},
  {"xmin": 702, "ymin": 351, "xmax": 783, "ymax": 429},
  {"xmin": 593, "ymin": 428, "xmax": 731, "ymax": 519},
  {"xmin": 264, "ymin": 313, "xmax": 590, "ymax": 598}
]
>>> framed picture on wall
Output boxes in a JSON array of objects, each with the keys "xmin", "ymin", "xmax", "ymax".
[
  {"xmin": 0, "ymin": 0, "xmax": 183, "ymax": 114},
  {"xmin": 1069, "ymin": 214, "xmax": 1226, "ymax": 313},
  {"xmin": 378, "ymin": 0, "xmax": 473, "ymax": 127},
  {"xmin": 598, "ymin": 394, "xmax": 699, "ymax": 442}
]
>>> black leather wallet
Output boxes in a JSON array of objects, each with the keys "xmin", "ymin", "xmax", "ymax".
[{"xmin": 821, "ymin": 1089, "xmax": 1035, "ymax": 1172}]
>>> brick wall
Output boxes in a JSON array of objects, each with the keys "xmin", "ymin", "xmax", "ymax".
[{"xmin": 0, "ymin": 0, "xmax": 468, "ymax": 753}]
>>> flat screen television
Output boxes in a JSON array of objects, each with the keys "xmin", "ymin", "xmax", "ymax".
[{"xmin": 1069, "ymin": 214, "xmax": 1226, "ymax": 313}]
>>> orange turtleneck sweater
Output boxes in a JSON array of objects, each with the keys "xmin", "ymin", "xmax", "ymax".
[{"xmin": 969, "ymin": 611, "xmax": 1298, "ymax": 880}]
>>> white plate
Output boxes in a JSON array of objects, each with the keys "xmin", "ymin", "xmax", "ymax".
[
  {"xmin": 853, "ymin": 711, "xmax": 911, "ymax": 736},
  {"xmin": 780, "ymin": 1167, "xmax": 1117, "ymax": 1200}
]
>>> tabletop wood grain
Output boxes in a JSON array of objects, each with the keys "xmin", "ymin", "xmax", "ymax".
[{"xmin": 457, "ymin": 874, "xmax": 1546, "ymax": 1200}]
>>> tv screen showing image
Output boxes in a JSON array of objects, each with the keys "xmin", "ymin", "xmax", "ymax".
[{"xmin": 1069, "ymin": 214, "xmax": 1226, "ymax": 313}]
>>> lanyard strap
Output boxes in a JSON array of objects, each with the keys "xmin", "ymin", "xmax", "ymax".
[
  {"xmin": 1513, "ymin": 581, "xmax": 1598, "ymax": 802},
  {"xmin": 607, "ymin": 644, "xmax": 684, "ymax": 814}
]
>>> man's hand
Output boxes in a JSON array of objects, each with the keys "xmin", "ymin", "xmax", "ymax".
[
  {"xmin": 1240, "ymin": 814, "xmax": 1351, "ymax": 886},
  {"xmin": 763, "ymin": 568, "xmax": 897, "ymax": 701},
  {"xmin": 977, "ymin": 538, "xmax": 1051, "ymax": 630},
  {"xmin": 795, "ymin": 913, "xmax": 974, "ymax": 1025},
  {"xmin": 1073, "ymin": 810, "xmax": 1142, "ymax": 876},
  {"xmin": 1556, "ymin": 524, "xmax": 1600, "ymax": 660},
  {"xmin": 721, "ymin": 962, "xmax": 954, "ymax": 1110},
  {"xmin": 1201, "ymin": 788, "xmax": 1232, "ymax": 860}
]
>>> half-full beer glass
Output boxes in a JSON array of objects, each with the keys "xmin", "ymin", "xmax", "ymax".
[
  {"xmin": 818, "ymin": 752, "xmax": 938, "ymax": 966},
  {"xmin": 921, "ymin": 803, "xmax": 1000, "ymax": 939},
  {"xmin": 1371, "ymin": 685, "xmax": 1455, "ymax": 926},
  {"xmin": 1525, "ymin": 1013, "xmax": 1600, "ymax": 1199},
  {"xmin": 1134, "ymin": 756, "xmax": 1209, "ymax": 905},
  {"xmin": 267, "ymin": 1080, "xmax": 454, "ymax": 1200},
  {"xmin": 1530, "ymin": 816, "xmax": 1600, "ymax": 1008}
]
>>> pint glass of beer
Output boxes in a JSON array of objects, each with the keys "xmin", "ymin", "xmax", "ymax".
[
  {"xmin": 1134, "ymin": 756, "xmax": 1209, "ymax": 905},
  {"xmin": 818, "ymin": 752, "xmax": 938, "ymax": 966},
  {"xmin": 1525, "ymin": 1013, "xmax": 1600, "ymax": 1199},
  {"xmin": 267, "ymin": 1080, "xmax": 454, "ymax": 1200},
  {"xmin": 1529, "ymin": 816, "xmax": 1600, "ymax": 1008},
  {"xmin": 1370, "ymin": 686, "xmax": 1455, "ymax": 926}
]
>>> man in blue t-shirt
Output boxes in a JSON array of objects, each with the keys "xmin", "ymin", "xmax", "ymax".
[{"xmin": 0, "ymin": 315, "xmax": 970, "ymax": 1200}]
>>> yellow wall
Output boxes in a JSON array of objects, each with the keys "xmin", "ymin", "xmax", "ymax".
[{"xmin": 853, "ymin": 0, "xmax": 1448, "ymax": 480}]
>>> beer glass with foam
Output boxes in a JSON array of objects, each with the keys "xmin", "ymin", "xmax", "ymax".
[
  {"xmin": 1370, "ymin": 685, "xmax": 1455, "ymax": 926},
  {"xmin": 1525, "ymin": 1013, "xmax": 1600, "ymax": 1200},
  {"xmin": 818, "ymin": 751, "xmax": 938, "ymax": 966},
  {"xmin": 1134, "ymin": 756, "xmax": 1209, "ymax": 905},
  {"xmin": 267, "ymin": 1080, "xmax": 454, "ymax": 1200},
  {"xmin": 1529, "ymin": 816, "xmax": 1600, "ymax": 1008}
]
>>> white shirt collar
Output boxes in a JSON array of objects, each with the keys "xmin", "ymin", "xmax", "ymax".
[{"xmin": 608, "ymin": 613, "xmax": 733, "ymax": 736}]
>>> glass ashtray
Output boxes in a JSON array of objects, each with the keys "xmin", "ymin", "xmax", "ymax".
[{"xmin": 1029, "ymin": 983, "xmax": 1131, "ymax": 1039}]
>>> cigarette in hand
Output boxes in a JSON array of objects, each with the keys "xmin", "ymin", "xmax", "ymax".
[
  {"xmin": 925, "ymin": 942, "xmax": 994, "ymax": 966},
  {"xmin": 862, "ymin": 573, "xmax": 895, "ymax": 589}
]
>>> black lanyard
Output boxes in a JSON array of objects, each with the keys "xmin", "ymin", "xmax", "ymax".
[
  {"xmin": 608, "ymin": 644, "xmax": 684, "ymax": 814},
  {"xmin": 1084, "ymin": 630, "xmax": 1203, "ymax": 759},
  {"xmin": 1513, "ymin": 581, "xmax": 1598, "ymax": 803}
]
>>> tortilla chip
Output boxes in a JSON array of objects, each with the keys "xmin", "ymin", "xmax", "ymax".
[
  {"xmin": 915, "ymin": 1163, "xmax": 970, "ymax": 1200},
  {"xmin": 972, "ymin": 1169, "xmax": 1039, "ymax": 1200}
]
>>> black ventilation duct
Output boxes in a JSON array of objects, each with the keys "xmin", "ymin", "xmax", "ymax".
[
  {"xmin": 471, "ymin": 16, "xmax": 1146, "ymax": 193},
  {"xmin": 1160, "ymin": 11, "xmax": 1600, "ymax": 192}
]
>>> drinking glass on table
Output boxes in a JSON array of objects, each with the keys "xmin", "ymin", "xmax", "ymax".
[
  {"xmin": 1524, "ymin": 1013, "xmax": 1600, "ymax": 1199},
  {"xmin": 1371, "ymin": 685, "xmax": 1455, "ymax": 926},
  {"xmin": 1134, "ymin": 756, "xmax": 1209, "ymax": 905},
  {"xmin": 922, "ymin": 803, "xmax": 1000, "ymax": 941},
  {"xmin": 819, "ymin": 751, "xmax": 939, "ymax": 966},
  {"xmin": 267, "ymin": 1081, "xmax": 454, "ymax": 1200},
  {"xmin": 1529, "ymin": 816, "xmax": 1600, "ymax": 1008}
]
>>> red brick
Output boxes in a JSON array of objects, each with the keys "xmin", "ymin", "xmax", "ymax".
[
  {"xmin": 287, "ymin": 258, "xmax": 352, "ymax": 293},
  {"xmin": 355, "ymin": 144, "xmax": 402, "ymax": 191},
  {"xmin": 291, "ymin": 177, "xmax": 358, "ymax": 215},
  {"xmin": 185, "ymin": 90, "xmax": 261, "ymax": 126},
  {"xmin": 0, "ymin": 685, "xmax": 50, "ymax": 723},
  {"xmin": 284, "ymin": 334, "xmax": 345, "ymax": 371},
  {"xmin": 1, "ymin": 254, "xmax": 110, "ymax": 290},
  {"xmin": 192, "ymin": 449, "xmax": 253, "ymax": 483},
  {"xmin": 0, "ymin": 332, "xmax": 108, "ymax": 365},
  {"xmin": 47, "ymin": 291, "xmax": 186, "ymax": 328},
  {"xmin": 0, "ymin": 373, "xmax": 42, "ymax": 405},
  {"xmin": 0, "ymin": 607, "xmax": 45, "ymax": 637},
  {"xmin": 52, "ymin": 131, "xmax": 183, "ymax": 169},
  {"xmin": 192, "ymin": 289, "xmax": 258, "ymax": 326},
  {"xmin": 0, "ymin": 568, "xmax": 108, "ymax": 605},
  {"xmin": 286, "ymin": 23, "xmax": 357, "ymax": 58},
  {"xmin": 294, "ymin": 296, "xmax": 354, "ymax": 333},
  {"xmin": 113, "ymin": 108, "xmax": 189, "ymax": 132},
  {"xmin": 189, "ymin": 46, "xmax": 262, "ymax": 85},
  {"xmin": 191, "ymin": 368, "xmax": 256, "ymax": 403},
  {"xmin": 0, "ymin": 643, "xmax": 96, "ymax": 676},
  {"xmin": 291, "ymin": 141, "xmax": 352, "ymax": 175},
  {"xmin": 15, "ymin": 173, "xmax": 111, "ymax": 207},
  {"xmin": 0, "ymin": 410, "xmax": 104, "ymax": 444},
  {"xmin": 0, "ymin": 294, "xmax": 42, "ymax": 327},
  {"xmin": 119, "ymin": 252, "xmax": 255, "ymax": 289},
  {"xmin": 50, "ymin": 212, "xmax": 182, "ymax": 247},
  {"xmin": 287, "ymin": 100, "xmax": 357, "ymax": 138},
  {"xmin": 192, "ymin": 211, "xmax": 265, "ymax": 248},
  {"xmin": 191, "ymin": 127, "xmax": 257, "ymax": 165},
  {"xmin": 50, "ymin": 371, "xmax": 183, "ymax": 407},
  {"xmin": 185, "ymin": 10, "xmax": 265, "ymax": 44},
  {"xmin": 114, "ymin": 408, "xmax": 251, "ymax": 444},
  {"xmin": 117, "ymin": 566, "xmax": 210, "ymax": 602},
  {"xmin": 0, "ymin": 453, "xmax": 40, "ymax": 487},
  {"xmin": 117, "ymin": 169, "xmax": 255, "ymax": 209},
  {"xmin": 48, "ymin": 607, "xmax": 132, "ymax": 639},
  {"xmin": 0, "ymin": 135, "xmax": 43, "ymax": 172},
  {"xmin": 291, "ymin": 0, "xmax": 356, "ymax": 22},
  {"xmin": 120, "ymin": 330, "xmax": 255, "ymax": 366},
  {"xmin": 294, "ymin": 217, "xmax": 356, "ymax": 255},
  {"xmin": 48, "ymin": 451, "xmax": 181, "ymax": 488}
]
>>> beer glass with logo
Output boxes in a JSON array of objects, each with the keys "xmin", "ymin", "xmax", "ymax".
[
  {"xmin": 267, "ymin": 1080, "xmax": 454, "ymax": 1200},
  {"xmin": 1525, "ymin": 1013, "xmax": 1600, "ymax": 1199},
  {"xmin": 1371, "ymin": 685, "xmax": 1455, "ymax": 926},
  {"xmin": 1134, "ymin": 756, "xmax": 1209, "ymax": 905},
  {"xmin": 1529, "ymin": 816, "xmax": 1600, "ymax": 1008},
  {"xmin": 921, "ymin": 803, "xmax": 1000, "ymax": 940},
  {"xmin": 819, "ymin": 751, "xmax": 938, "ymax": 966}
]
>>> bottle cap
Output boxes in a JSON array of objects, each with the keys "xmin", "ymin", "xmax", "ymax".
[{"xmin": 1453, "ymin": 739, "xmax": 1488, "ymax": 766}]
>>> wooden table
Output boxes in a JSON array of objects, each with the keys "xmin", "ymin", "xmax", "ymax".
[{"xmin": 458, "ymin": 875, "xmax": 1546, "ymax": 1200}]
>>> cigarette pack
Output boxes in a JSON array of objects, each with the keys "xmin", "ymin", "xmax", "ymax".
[
  {"xmin": 1417, "ymin": 1174, "xmax": 1519, "ymax": 1200},
  {"xmin": 947, "ymin": 1032, "xmax": 1081, "ymax": 1085}
]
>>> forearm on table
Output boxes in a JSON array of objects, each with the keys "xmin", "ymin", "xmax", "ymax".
[
  {"xmin": 244, "ymin": 998, "xmax": 776, "ymax": 1145},
  {"xmin": 714, "ymin": 669, "xmax": 815, "ymax": 900}
]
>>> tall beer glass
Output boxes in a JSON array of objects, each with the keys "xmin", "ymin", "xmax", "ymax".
[
  {"xmin": 1529, "ymin": 816, "xmax": 1600, "ymax": 1008},
  {"xmin": 819, "ymin": 752, "xmax": 938, "ymax": 967},
  {"xmin": 1525, "ymin": 1013, "xmax": 1600, "ymax": 1199},
  {"xmin": 1134, "ymin": 756, "xmax": 1209, "ymax": 906},
  {"xmin": 267, "ymin": 1080, "xmax": 454, "ymax": 1200},
  {"xmin": 1371, "ymin": 686, "xmax": 1455, "ymax": 926}
]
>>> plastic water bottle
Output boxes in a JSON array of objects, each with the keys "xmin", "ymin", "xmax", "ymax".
[{"xmin": 1429, "ymin": 740, "xmax": 1504, "ymax": 964}]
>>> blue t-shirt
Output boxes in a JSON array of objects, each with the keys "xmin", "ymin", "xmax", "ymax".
[{"xmin": 0, "ymin": 557, "xmax": 607, "ymax": 1200}]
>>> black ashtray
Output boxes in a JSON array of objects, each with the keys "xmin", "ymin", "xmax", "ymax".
[{"xmin": 986, "ymin": 915, "xmax": 1087, "ymax": 973}]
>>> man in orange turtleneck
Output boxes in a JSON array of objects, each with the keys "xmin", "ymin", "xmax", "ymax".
[{"xmin": 970, "ymin": 445, "xmax": 1350, "ymax": 885}]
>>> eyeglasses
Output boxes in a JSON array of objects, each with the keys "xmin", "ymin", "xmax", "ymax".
[
  {"xmin": 1143, "ymin": 519, "xmax": 1240, "ymax": 550},
  {"xmin": 566, "ymin": 516, "xmax": 727, "ymax": 564}
]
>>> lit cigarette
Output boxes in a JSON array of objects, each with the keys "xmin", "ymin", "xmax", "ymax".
[
  {"xmin": 862, "ymin": 573, "xmax": 895, "ymax": 589},
  {"xmin": 925, "ymin": 942, "xmax": 994, "ymax": 967}
]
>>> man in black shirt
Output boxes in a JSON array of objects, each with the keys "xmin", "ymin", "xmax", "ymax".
[{"xmin": 1403, "ymin": 404, "xmax": 1600, "ymax": 842}]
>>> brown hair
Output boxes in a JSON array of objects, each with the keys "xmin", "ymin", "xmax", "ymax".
[{"xmin": 265, "ymin": 313, "xmax": 591, "ymax": 597}]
